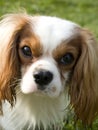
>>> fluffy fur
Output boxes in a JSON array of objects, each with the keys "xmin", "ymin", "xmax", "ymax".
[{"xmin": 0, "ymin": 13, "xmax": 98, "ymax": 130}]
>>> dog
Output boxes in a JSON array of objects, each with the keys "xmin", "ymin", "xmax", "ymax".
[{"xmin": 0, "ymin": 13, "xmax": 98, "ymax": 130}]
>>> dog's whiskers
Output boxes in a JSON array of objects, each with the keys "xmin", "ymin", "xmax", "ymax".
[{"xmin": 8, "ymin": 78, "xmax": 21, "ymax": 88}]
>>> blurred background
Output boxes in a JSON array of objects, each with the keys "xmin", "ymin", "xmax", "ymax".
[{"xmin": 0, "ymin": 0, "xmax": 98, "ymax": 129}]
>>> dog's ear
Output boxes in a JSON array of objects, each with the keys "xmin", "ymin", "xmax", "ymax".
[
  {"xmin": 69, "ymin": 29, "xmax": 98, "ymax": 125},
  {"xmin": 0, "ymin": 14, "xmax": 30, "ymax": 112}
]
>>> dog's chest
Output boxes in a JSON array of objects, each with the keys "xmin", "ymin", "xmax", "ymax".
[{"xmin": 0, "ymin": 93, "xmax": 68, "ymax": 130}]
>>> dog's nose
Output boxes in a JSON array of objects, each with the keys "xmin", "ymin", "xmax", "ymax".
[{"xmin": 33, "ymin": 70, "xmax": 53, "ymax": 88}]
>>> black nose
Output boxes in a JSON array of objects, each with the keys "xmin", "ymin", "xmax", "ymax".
[{"xmin": 33, "ymin": 70, "xmax": 53, "ymax": 87}]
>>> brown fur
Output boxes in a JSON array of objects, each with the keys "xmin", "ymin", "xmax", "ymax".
[
  {"xmin": 53, "ymin": 39, "xmax": 80, "ymax": 71},
  {"xmin": 0, "ymin": 14, "xmax": 31, "ymax": 112},
  {"xmin": 69, "ymin": 29, "xmax": 98, "ymax": 125},
  {"xmin": 18, "ymin": 34, "xmax": 42, "ymax": 65}
]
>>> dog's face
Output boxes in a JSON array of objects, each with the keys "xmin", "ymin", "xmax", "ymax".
[
  {"xmin": 0, "ymin": 14, "xmax": 98, "ymax": 125},
  {"xmin": 18, "ymin": 16, "xmax": 78, "ymax": 97}
]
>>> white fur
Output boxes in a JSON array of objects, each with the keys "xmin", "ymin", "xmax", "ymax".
[
  {"xmin": 0, "ymin": 15, "xmax": 79, "ymax": 130},
  {"xmin": 1, "ymin": 93, "xmax": 69, "ymax": 130},
  {"xmin": 33, "ymin": 16, "xmax": 78, "ymax": 53}
]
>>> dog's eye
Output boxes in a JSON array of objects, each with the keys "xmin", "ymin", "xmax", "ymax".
[
  {"xmin": 21, "ymin": 46, "xmax": 32, "ymax": 57},
  {"xmin": 60, "ymin": 53, "xmax": 74, "ymax": 65}
]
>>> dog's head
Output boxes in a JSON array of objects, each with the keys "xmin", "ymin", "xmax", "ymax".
[{"xmin": 0, "ymin": 13, "xmax": 98, "ymax": 125}]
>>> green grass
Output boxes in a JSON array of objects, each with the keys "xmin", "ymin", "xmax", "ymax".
[
  {"xmin": 0, "ymin": 0, "xmax": 98, "ymax": 38},
  {"xmin": 0, "ymin": 0, "xmax": 98, "ymax": 129}
]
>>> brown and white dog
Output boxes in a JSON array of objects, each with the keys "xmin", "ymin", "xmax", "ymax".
[{"xmin": 0, "ymin": 13, "xmax": 98, "ymax": 130}]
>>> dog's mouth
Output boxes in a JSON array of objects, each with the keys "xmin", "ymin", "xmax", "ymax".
[
  {"xmin": 20, "ymin": 79, "xmax": 62, "ymax": 97},
  {"xmin": 32, "ymin": 83, "xmax": 59, "ymax": 97},
  {"xmin": 37, "ymin": 85, "xmax": 46, "ymax": 91}
]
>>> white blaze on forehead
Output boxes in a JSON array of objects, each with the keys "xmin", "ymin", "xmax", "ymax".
[{"xmin": 32, "ymin": 16, "xmax": 78, "ymax": 52}]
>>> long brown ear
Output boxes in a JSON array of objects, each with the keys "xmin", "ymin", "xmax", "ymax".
[
  {"xmin": 0, "ymin": 14, "xmax": 30, "ymax": 113},
  {"xmin": 69, "ymin": 29, "xmax": 98, "ymax": 125}
]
